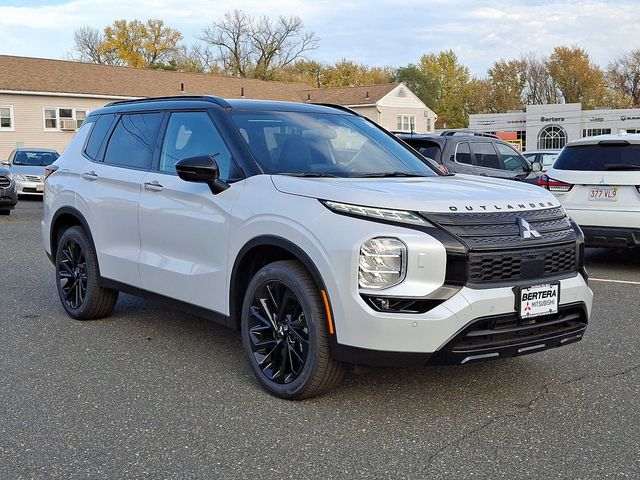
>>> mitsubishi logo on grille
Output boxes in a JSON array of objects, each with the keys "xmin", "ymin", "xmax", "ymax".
[{"xmin": 517, "ymin": 218, "xmax": 541, "ymax": 239}]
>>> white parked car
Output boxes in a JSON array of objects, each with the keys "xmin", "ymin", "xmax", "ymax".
[
  {"xmin": 542, "ymin": 134, "xmax": 640, "ymax": 248},
  {"xmin": 42, "ymin": 96, "xmax": 593, "ymax": 399}
]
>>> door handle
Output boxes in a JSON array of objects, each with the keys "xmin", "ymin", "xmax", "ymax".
[
  {"xmin": 81, "ymin": 171, "xmax": 98, "ymax": 181},
  {"xmin": 143, "ymin": 181, "xmax": 164, "ymax": 192}
]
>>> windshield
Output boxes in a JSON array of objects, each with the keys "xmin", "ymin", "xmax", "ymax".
[
  {"xmin": 554, "ymin": 144, "xmax": 640, "ymax": 171},
  {"xmin": 231, "ymin": 111, "xmax": 439, "ymax": 177},
  {"xmin": 13, "ymin": 151, "xmax": 59, "ymax": 166}
]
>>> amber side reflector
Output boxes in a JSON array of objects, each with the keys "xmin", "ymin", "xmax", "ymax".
[{"xmin": 320, "ymin": 289, "xmax": 335, "ymax": 335}]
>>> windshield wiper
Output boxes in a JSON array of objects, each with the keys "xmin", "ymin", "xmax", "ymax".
[
  {"xmin": 354, "ymin": 172, "xmax": 429, "ymax": 178},
  {"xmin": 280, "ymin": 172, "xmax": 339, "ymax": 178},
  {"xmin": 603, "ymin": 164, "xmax": 640, "ymax": 171}
]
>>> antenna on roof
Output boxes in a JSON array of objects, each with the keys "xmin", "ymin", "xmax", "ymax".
[{"xmin": 241, "ymin": 87, "xmax": 245, "ymax": 98}]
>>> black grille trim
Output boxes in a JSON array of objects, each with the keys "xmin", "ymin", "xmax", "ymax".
[
  {"xmin": 468, "ymin": 242, "xmax": 577, "ymax": 284},
  {"xmin": 0, "ymin": 175, "xmax": 11, "ymax": 188},
  {"xmin": 422, "ymin": 207, "xmax": 579, "ymax": 285}
]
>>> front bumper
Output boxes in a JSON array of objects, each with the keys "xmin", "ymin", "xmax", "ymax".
[
  {"xmin": 581, "ymin": 226, "xmax": 640, "ymax": 248},
  {"xmin": 330, "ymin": 273, "xmax": 592, "ymax": 366},
  {"xmin": 16, "ymin": 178, "xmax": 44, "ymax": 196},
  {"xmin": 0, "ymin": 186, "xmax": 18, "ymax": 209}
]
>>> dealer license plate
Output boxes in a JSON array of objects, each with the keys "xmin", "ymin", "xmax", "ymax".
[
  {"xmin": 589, "ymin": 186, "xmax": 618, "ymax": 201},
  {"xmin": 518, "ymin": 283, "xmax": 559, "ymax": 319}
]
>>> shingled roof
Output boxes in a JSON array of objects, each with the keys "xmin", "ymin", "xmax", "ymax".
[
  {"xmin": 0, "ymin": 55, "xmax": 308, "ymax": 101},
  {"xmin": 300, "ymin": 83, "xmax": 399, "ymax": 105}
]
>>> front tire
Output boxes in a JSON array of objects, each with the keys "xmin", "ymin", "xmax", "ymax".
[
  {"xmin": 55, "ymin": 226, "xmax": 118, "ymax": 320},
  {"xmin": 241, "ymin": 260, "xmax": 345, "ymax": 399}
]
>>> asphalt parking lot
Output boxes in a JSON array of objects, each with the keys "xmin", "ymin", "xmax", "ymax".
[{"xmin": 1, "ymin": 200, "xmax": 639, "ymax": 479}]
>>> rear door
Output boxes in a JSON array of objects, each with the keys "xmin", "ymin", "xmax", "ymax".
[
  {"xmin": 138, "ymin": 110, "xmax": 241, "ymax": 313},
  {"xmin": 81, "ymin": 111, "xmax": 163, "ymax": 287}
]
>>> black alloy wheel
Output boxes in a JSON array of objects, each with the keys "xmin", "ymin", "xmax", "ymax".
[
  {"xmin": 247, "ymin": 280, "xmax": 310, "ymax": 384},
  {"xmin": 58, "ymin": 237, "xmax": 88, "ymax": 310},
  {"xmin": 55, "ymin": 226, "xmax": 118, "ymax": 320},
  {"xmin": 241, "ymin": 260, "xmax": 346, "ymax": 400}
]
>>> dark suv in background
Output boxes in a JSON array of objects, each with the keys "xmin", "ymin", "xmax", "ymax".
[{"xmin": 396, "ymin": 130, "xmax": 542, "ymax": 183}]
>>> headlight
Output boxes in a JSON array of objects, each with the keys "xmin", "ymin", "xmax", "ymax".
[
  {"xmin": 359, "ymin": 238, "xmax": 406, "ymax": 290},
  {"xmin": 322, "ymin": 200, "xmax": 428, "ymax": 226},
  {"xmin": 13, "ymin": 174, "xmax": 26, "ymax": 181}
]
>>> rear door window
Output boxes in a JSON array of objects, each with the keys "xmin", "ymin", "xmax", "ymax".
[
  {"xmin": 554, "ymin": 144, "xmax": 640, "ymax": 171},
  {"xmin": 470, "ymin": 142, "xmax": 501, "ymax": 169},
  {"xmin": 84, "ymin": 113, "xmax": 116, "ymax": 161},
  {"xmin": 455, "ymin": 142, "xmax": 472, "ymax": 164},
  {"xmin": 103, "ymin": 113, "xmax": 163, "ymax": 170}
]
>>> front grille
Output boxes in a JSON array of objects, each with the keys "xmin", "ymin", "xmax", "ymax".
[
  {"xmin": 423, "ymin": 207, "xmax": 579, "ymax": 285},
  {"xmin": 0, "ymin": 175, "xmax": 10, "ymax": 188},
  {"xmin": 25, "ymin": 175, "xmax": 42, "ymax": 182},
  {"xmin": 424, "ymin": 207, "xmax": 575, "ymax": 250},
  {"xmin": 449, "ymin": 306, "xmax": 587, "ymax": 354},
  {"xmin": 468, "ymin": 243, "xmax": 576, "ymax": 283}
]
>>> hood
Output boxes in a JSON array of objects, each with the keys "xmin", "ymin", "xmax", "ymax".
[
  {"xmin": 271, "ymin": 174, "xmax": 560, "ymax": 213},
  {"xmin": 10, "ymin": 164, "xmax": 46, "ymax": 176}
]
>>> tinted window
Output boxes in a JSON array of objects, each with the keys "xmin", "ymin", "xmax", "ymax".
[
  {"xmin": 471, "ymin": 143, "xmax": 500, "ymax": 169},
  {"xmin": 455, "ymin": 142, "xmax": 472, "ymax": 164},
  {"xmin": 404, "ymin": 139, "xmax": 441, "ymax": 162},
  {"xmin": 103, "ymin": 113, "xmax": 162, "ymax": 169},
  {"xmin": 84, "ymin": 114, "xmax": 116, "ymax": 161},
  {"xmin": 554, "ymin": 144, "xmax": 640, "ymax": 171},
  {"xmin": 495, "ymin": 143, "xmax": 527, "ymax": 173},
  {"xmin": 160, "ymin": 111, "xmax": 236, "ymax": 180},
  {"xmin": 231, "ymin": 111, "xmax": 438, "ymax": 177}
]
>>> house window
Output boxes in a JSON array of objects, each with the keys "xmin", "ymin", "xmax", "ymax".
[
  {"xmin": 426, "ymin": 117, "xmax": 432, "ymax": 133},
  {"xmin": 538, "ymin": 125, "xmax": 567, "ymax": 149},
  {"xmin": 43, "ymin": 107, "xmax": 89, "ymax": 132},
  {"xmin": 0, "ymin": 105, "xmax": 14, "ymax": 131},
  {"xmin": 396, "ymin": 114, "xmax": 416, "ymax": 132}
]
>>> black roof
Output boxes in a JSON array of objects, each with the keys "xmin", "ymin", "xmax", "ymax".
[{"xmin": 97, "ymin": 96, "xmax": 353, "ymax": 116}]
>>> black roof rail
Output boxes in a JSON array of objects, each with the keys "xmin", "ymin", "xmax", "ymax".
[
  {"xmin": 440, "ymin": 129, "xmax": 499, "ymax": 139},
  {"xmin": 310, "ymin": 103, "xmax": 360, "ymax": 116},
  {"xmin": 106, "ymin": 95, "xmax": 232, "ymax": 109}
]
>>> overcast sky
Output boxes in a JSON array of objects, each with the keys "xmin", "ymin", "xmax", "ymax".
[{"xmin": 1, "ymin": 0, "xmax": 639, "ymax": 76}]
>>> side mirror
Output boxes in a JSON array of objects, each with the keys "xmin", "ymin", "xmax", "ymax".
[
  {"xmin": 1, "ymin": 161, "xmax": 9, "ymax": 166},
  {"xmin": 531, "ymin": 161, "xmax": 543, "ymax": 173},
  {"xmin": 175, "ymin": 154, "xmax": 229, "ymax": 195}
]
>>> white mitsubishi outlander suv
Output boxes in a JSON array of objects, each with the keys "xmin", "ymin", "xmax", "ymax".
[{"xmin": 43, "ymin": 96, "xmax": 593, "ymax": 399}]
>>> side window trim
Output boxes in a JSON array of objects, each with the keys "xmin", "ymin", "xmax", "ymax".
[{"xmin": 453, "ymin": 141, "xmax": 474, "ymax": 166}]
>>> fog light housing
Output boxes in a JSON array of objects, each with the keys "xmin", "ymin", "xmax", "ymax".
[{"xmin": 359, "ymin": 238, "xmax": 406, "ymax": 290}]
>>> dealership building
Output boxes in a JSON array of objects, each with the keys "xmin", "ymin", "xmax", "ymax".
[{"xmin": 468, "ymin": 103, "xmax": 640, "ymax": 151}]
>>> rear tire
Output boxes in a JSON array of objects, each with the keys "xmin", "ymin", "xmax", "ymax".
[
  {"xmin": 55, "ymin": 226, "xmax": 118, "ymax": 320},
  {"xmin": 241, "ymin": 260, "xmax": 345, "ymax": 399}
]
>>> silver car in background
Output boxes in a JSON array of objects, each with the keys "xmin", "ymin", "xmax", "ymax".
[{"xmin": 2, "ymin": 148, "xmax": 59, "ymax": 196}]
